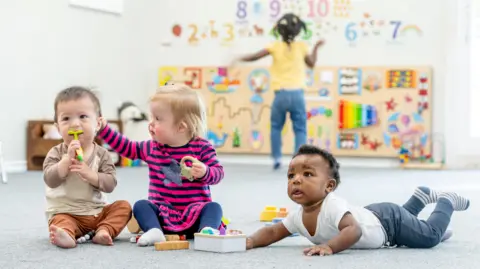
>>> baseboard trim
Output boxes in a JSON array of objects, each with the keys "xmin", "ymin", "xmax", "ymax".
[
  {"xmin": 217, "ymin": 154, "xmax": 400, "ymax": 168},
  {"xmin": 3, "ymin": 161, "xmax": 27, "ymax": 173},
  {"xmin": 4, "ymin": 156, "xmax": 460, "ymax": 173}
]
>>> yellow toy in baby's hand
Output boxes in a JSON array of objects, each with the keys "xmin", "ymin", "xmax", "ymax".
[
  {"xmin": 68, "ymin": 129, "xmax": 84, "ymax": 162},
  {"xmin": 180, "ymin": 156, "xmax": 201, "ymax": 181}
]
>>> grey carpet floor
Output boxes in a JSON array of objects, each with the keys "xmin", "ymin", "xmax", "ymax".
[{"xmin": 0, "ymin": 164, "xmax": 479, "ymax": 269}]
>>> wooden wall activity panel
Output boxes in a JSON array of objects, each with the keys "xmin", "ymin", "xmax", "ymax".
[{"xmin": 158, "ymin": 66, "xmax": 433, "ymax": 159}]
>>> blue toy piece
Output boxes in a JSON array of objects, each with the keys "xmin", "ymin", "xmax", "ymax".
[{"xmin": 398, "ymin": 147, "xmax": 410, "ymax": 164}]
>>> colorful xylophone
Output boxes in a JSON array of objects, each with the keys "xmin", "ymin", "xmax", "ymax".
[{"xmin": 338, "ymin": 100, "xmax": 378, "ymax": 129}]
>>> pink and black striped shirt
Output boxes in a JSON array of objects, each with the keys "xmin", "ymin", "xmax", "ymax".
[{"xmin": 98, "ymin": 124, "xmax": 224, "ymax": 214}]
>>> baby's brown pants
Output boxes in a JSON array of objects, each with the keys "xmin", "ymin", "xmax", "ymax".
[{"xmin": 48, "ymin": 200, "xmax": 132, "ymax": 240}]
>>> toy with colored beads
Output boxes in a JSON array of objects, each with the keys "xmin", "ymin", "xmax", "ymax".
[{"xmin": 77, "ymin": 230, "xmax": 95, "ymax": 244}]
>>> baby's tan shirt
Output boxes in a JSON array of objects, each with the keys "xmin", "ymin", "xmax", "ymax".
[{"xmin": 43, "ymin": 143, "xmax": 117, "ymax": 222}]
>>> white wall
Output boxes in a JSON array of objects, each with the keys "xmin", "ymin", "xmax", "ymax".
[
  {"xmin": 0, "ymin": 0, "xmax": 477, "ymax": 171},
  {"xmin": 445, "ymin": 0, "xmax": 480, "ymax": 168},
  {"xmin": 0, "ymin": 0, "xmax": 166, "ymax": 171}
]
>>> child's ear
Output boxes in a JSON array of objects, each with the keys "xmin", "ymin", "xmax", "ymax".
[
  {"xmin": 177, "ymin": 121, "xmax": 188, "ymax": 133},
  {"xmin": 96, "ymin": 116, "xmax": 103, "ymax": 133},
  {"xmin": 326, "ymin": 179, "xmax": 337, "ymax": 193}
]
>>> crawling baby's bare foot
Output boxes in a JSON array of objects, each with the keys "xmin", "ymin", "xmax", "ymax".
[
  {"xmin": 92, "ymin": 229, "xmax": 113, "ymax": 246},
  {"xmin": 49, "ymin": 225, "xmax": 76, "ymax": 249}
]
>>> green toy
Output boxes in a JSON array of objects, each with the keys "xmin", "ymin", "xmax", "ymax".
[
  {"xmin": 68, "ymin": 129, "xmax": 84, "ymax": 161},
  {"xmin": 232, "ymin": 127, "xmax": 241, "ymax": 148}
]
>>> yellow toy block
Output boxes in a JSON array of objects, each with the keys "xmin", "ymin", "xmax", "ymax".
[
  {"xmin": 154, "ymin": 240, "xmax": 190, "ymax": 251},
  {"xmin": 260, "ymin": 206, "xmax": 278, "ymax": 222}
]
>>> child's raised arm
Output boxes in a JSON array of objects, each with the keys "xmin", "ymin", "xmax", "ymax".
[
  {"xmin": 304, "ymin": 40, "xmax": 325, "ymax": 68},
  {"xmin": 247, "ymin": 222, "xmax": 291, "ymax": 249},
  {"xmin": 238, "ymin": 49, "xmax": 270, "ymax": 62},
  {"xmin": 97, "ymin": 123, "xmax": 151, "ymax": 162},
  {"xmin": 197, "ymin": 141, "xmax": 224, "ymax": 185}
]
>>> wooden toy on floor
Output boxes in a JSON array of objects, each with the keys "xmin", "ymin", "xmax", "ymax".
[
  {"xmin": 165, "ymin": 234, "xmax": 187, "ymax": 241},
  {"xmin": 77, "ymin": 230, "xmax": 95, "ymax": 243},
  {"xmin": 194, "ymin": 227, "xmax": 247, "ymax": 253},
  {"xmin": 154, "ymin": 241, "xmax": 190, "ymax": 251},
  {"xmin": 127, "ymin": 216, "xmax": 141, "ymax": 234},
  {"xmin": 180, "ymin": 156, "xmax": 201, "ymax": 181},
  {"xmin": 131, "ymin": 233, "xmax": 187, "ymax": 243},
  {"xmin": 67, "ymin": 129, "xmax": 84, "ymax": 161}
]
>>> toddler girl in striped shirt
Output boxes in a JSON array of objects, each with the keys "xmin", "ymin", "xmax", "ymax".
[{"xmin": 98, "ymin": 84, "xmax": 224, "ymax": 246}]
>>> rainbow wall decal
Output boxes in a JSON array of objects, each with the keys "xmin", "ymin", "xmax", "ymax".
[
  {"xmin": 400, "ymin": 25, "xmax": 423, "ymax": 37},
  {"xmin": 338, "ymin": 100, "xmax": 378, "ymax": 129}
]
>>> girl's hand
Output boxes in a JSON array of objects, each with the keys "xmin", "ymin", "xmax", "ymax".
[
  {"xmin": 191, "ymin": 162, "xmax": 207, "ymax": 178},
  {"xmin": 315, "ymin": 39, "xmax": 325, "ymax": 48},
  {"xmin": 100, "ymin": 117, "xmax": 108, "ymax": 130},
  {"xmin": 303, "ymin": 244, "xmax": 333, "ymax": 256}
]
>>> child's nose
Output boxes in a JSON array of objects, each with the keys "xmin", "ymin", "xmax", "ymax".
[
  {"xmin": 292, "ymin": 175, "xmax": 302, "ymax": 184},
  {"xmin": 71, "ymin": 119, "xmax": 81, "ymax": 127}
]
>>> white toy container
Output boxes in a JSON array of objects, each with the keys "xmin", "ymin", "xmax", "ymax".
[{"xmin": 194, "ymin": 233, "xmax": 247, "ymax": 253}]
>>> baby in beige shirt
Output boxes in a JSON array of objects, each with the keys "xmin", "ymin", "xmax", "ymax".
[{"xmin": 44, "ymin": 86, "xmax": 132, "ymax": 249}]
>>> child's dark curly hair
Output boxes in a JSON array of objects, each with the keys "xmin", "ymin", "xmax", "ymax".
[
  {"xmin": 274, "ymin": 13, "xmax": 307, "ymax": 44},
  {"xmin": 293, "ymin": 144, "xmax": 341, "ymax": 186}
]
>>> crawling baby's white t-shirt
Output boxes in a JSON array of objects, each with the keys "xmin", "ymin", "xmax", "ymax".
[{"xmin": 282, "ymin": 192, "xmax": 386, "ymax": 249}]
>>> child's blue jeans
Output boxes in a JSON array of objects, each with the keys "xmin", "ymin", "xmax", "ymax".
[
  {"xmin": 365, "ymin": 196, "xmax": 453, "ymax": 248},
  {"xmin": 270, "ymin": 89, "xmax": 307, "ymax": 162}
]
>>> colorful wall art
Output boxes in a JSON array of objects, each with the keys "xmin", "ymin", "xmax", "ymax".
[
  {"xmin": 158, "ymin": 65, "xmax": 432, "ymax": 158},
  {"xmin": 164, "ymin": 1, "xmax": 424, "ymax": 48}
]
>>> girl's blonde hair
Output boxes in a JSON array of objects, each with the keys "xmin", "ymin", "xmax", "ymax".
[{"xmin": 150, "ymin": 84, "xmax": 207, "ymax": 138}]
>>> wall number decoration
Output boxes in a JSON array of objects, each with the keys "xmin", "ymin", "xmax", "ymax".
[
  {"xmin": 390, "ymin": 21, "xmax": 402, "ymax": 39},
  {"xmin": 345, "ymin": 22, "xmax": 357, "ymax": 42},
  {"xmin": 307, "ymin": 0, "xmax": 329, "ymax": 18},
  {"xmin": 188, "ymin": 24, "xmax": 199, "ymax": 44},
  {"xmin": 236, "ymin": 0, "xmax": 247, "ymax": 20},
  {"xmin": 222, "ymin": 23, "xmax": 235, "ymax": 43},
  {"xmin": 301, "ymin": 21, "xmax": 313, "ymax": 40},
  {"xmin": 270, "ymin": 0, "xmax": 281, "ymax": 19}
]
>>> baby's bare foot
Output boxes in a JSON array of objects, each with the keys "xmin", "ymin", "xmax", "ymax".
[
  {"xmin": 92, "ymin": 229, "xmax": 113, "ymax": 246},
  {"xmin": 49, "ymin": 225, "xmax": 76, "ymax": 249}
]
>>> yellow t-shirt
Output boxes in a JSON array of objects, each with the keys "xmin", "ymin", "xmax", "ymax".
[{"xmin": 266, "ymin": 41, "xmax": 310, "ymax": 91}]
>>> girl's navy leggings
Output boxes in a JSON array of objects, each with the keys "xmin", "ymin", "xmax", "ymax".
[{"xmin": 132, "ymin": 199, "xmax": 223, "ymax": 238}]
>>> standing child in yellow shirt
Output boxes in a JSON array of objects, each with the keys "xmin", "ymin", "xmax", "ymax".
[{"xmin": 237, "ymin": 13, "xmax": 325, "ymax": 169}]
